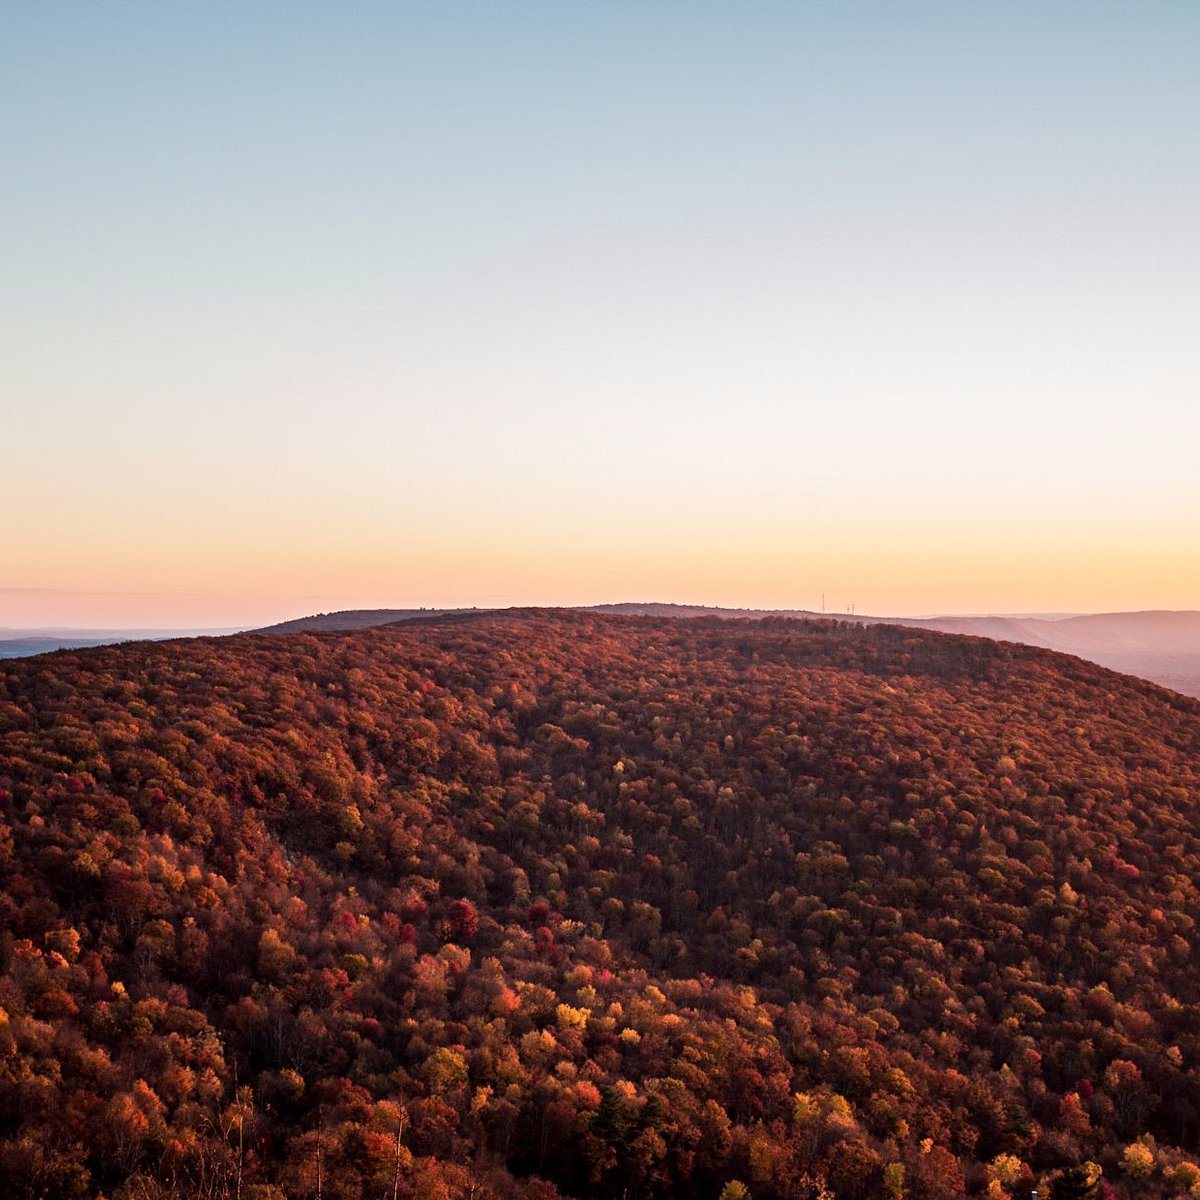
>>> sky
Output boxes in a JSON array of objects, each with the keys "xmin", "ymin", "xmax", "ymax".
[{"xmin": 3, "ymin": 2, "xmax": 1199, "ymax": 627}]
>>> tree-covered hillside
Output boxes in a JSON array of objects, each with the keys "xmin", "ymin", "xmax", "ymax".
[{"xmin": 3, "ymin": 612, "xmax": 1200, "ymax": 1199}]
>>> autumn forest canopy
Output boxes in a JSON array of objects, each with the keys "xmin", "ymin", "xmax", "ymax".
[{"xmin": 4, "ymin": 611, "xmax": 1200, "ymax": 1199}]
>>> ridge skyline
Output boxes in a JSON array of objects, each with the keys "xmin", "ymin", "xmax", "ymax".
[{"xmin": 4, "ymin": 601, "xmax": 1200, "ymax": 702}]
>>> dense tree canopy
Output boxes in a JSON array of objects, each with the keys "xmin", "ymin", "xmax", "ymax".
[{"xmin": 3, "ymin": 611, "xmax": 1200, "ymax": 1198}]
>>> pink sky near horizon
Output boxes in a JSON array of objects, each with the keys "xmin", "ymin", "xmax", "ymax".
[{"xmin": 4, "ymin": 516, "xmax": 1197, "ymax": 630}]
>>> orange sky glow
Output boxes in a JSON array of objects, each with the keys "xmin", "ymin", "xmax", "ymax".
[{"xmin": 4, "ymin": 6, "xmax": 1197, "ymax": 629}]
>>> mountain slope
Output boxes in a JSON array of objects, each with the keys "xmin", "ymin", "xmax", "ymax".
[
  {"xmin": 3, "ymin": 612, "xmax": 1200, "ymax": 1198},
  {"xmin": 955, "ymin": 611, "xmax": 1200, "ymax": 700}
]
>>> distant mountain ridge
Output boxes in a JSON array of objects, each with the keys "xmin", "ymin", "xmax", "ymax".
[
  {"xmin": 0, "ymin": 636, "xmax": 117, "ymax": 659},
  {"xmin": 910, "ymin": 610, "xmax": 1200, "ymax": 700},
  {"xmin": 256, "ymin": 608, "xmax": 482, "ymax": 633},
  {"xmin": 0, "ymin": 626, "xmax": 243, "ymax": 659},
  {"xmin": 254, "ymin": 603, "xmax": 1200, "ymax": 699}
]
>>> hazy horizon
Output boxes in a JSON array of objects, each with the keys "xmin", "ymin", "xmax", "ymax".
[
  {"xmin": 4, "ymin": 3, "xmax": 1197, "ymax": 622},
  {"xmin": 0, "ymin": 588, "xmax": 1185, "ymax": 633}
]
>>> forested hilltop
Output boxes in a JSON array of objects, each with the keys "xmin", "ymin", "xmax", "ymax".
[
  {"xmin": 253, "ymin": 605, "xmax": 1200, "ymax": 700},
  {"xmin": 4, "ymin": 612, "xmax": 1200, "ymax": 1200}
]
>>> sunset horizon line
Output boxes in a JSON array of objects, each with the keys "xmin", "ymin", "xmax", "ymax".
[{"xmin": 4, "ymin": 595, "xmax": 1198, "ymax": 637}]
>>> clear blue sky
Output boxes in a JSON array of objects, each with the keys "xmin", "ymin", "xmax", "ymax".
[{"xmin": 3, "ymin": 2, "xmax": 1198, "ymax": 625}]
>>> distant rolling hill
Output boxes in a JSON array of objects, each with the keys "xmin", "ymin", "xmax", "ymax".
[
  {"xmin": 910, "ymin": 610, "xmax": 1200, "ymax": 700},
  {"xmin": 0, "ymin": 627, "xmax": 243, "ymax": 660},
  {"xmin": 257, "ymin": 607, "xmax": 481, "ymax": 633},
  {"xmin": 0, "ymin": 636, "xmax": 117, "ymax": 659},
  {"xmin": 257, "ymin": 604, "xmax": 1200, "ymax": 699},
  {"xmin": 254, "ymin": 604, "xmax": 822, "ymax": 633}
]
